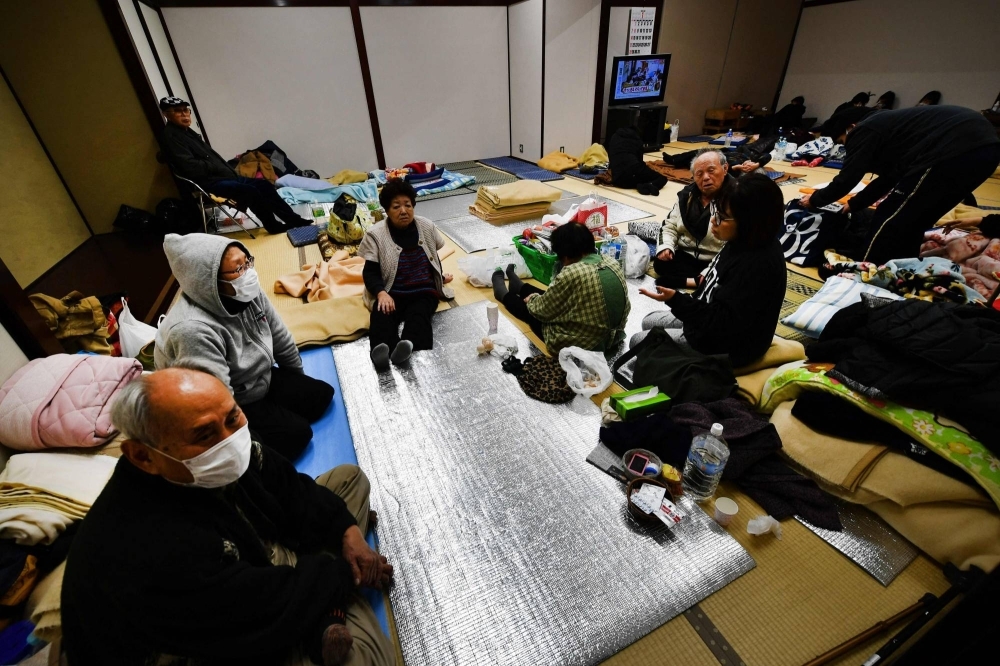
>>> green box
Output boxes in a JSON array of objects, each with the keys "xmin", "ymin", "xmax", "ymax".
[{"xmin": 610, "ymin": 386, "xmax": 671, "ymax": 421}]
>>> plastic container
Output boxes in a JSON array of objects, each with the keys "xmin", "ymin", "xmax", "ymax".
[
  {"xmin": 513, "ymin": 235, "xmax": 603, "ymax": 286},
  {"xmin": 713, "ymin": 497, "xmax": 739, "ymax": 526},
  {"xmin": 682, "ymin": 423, "xmax": 730, "ymax": 501},
  {"xmin": 724, "ymin": 129, "xmax": 733, "ymax": 148},
  {"xmin": 776, "ymin": 128, "xmax": 788, "ymax": 161}
]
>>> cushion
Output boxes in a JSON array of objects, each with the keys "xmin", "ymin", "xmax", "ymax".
[{"xmin": 780, "ymin": 276, "xmax": 901, "ymax": 338}]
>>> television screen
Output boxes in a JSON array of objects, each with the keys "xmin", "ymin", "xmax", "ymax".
[{"xmin": 608, "ymin": 54, "xmax": 670, "ymax": 106}]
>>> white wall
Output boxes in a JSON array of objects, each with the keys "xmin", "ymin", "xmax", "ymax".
[
  {"xmin": 780, "ymin": 0, "xmax": 1000, "ymax": 121},
  {"xmin": 509, "ymin": 0, "xmax": 543, "ymax": 160},
  {"xmin": 361, "ymin": 6, "xmax": 510, "ymax": 166},
  {"xmin": 117, "ymin": 0, "xmax": 168, "ymax": 102},
  {"xmin": 161, "ymin": 7, "xmax": 377, "ymax": 175},
  {"xmin": 544, "ymin": 0, "xmax": 600, "ymax": 156},
  {"xmin": 600, "ymin": 7, "xmax": 630, "ymax": 142}
]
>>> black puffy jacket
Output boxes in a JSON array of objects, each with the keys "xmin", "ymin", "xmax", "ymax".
[{"xmin": 807, "ymin": 299, "xmax": 1000, "ymax": 453}]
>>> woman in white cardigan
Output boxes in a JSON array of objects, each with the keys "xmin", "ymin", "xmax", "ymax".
[{"xmin": 358, "ymin": 178, "xmax": 454, "ymax": 370}]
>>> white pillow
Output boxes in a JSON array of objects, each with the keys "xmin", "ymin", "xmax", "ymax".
[{"xmin": 782, "ymin": 276, "xmax": 901, "ymax": 338}]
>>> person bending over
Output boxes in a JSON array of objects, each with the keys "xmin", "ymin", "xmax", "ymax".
[
  {"xmin": 158, "ymin": 97, "xmax": 309, "ymax": 234},
  {"xmin": 802, "ymin": 105, "xmax": 1000, "ymax": 264},
  {"xmin": 653, "ymin": 149, "xmax": 735, "ymax": 288},
  {"xmin": 635, "ymin": 173, "xmax": 786, "ymax": 368},
  {"xmin": 607, "ymin": 126, "xmax": 669, "ymax": 195},
  {"xmin": 62, "ymin": 367, "xmax": 394, "ymax": 666},
  {"xmin": 359, "ymin": 178, "xmax": 454, "ymax": 371},
  {"xmin": 155, "ymin": 233, "xmax": 334, "ymax": 460},
  {"xmin": 492, "ymin": 222, "xmax": 630, "ymax": 354}
]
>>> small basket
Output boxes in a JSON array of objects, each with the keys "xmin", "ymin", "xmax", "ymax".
[
  {"xmin": 626, "ymin": 476, "xmax": 673, "ymax": 525},
  {"xmin": 513, "ymin": 235, "xmax": 606, "ymax": 286},
  {"xmin": 621, "ymin": 448, "xmax": 663, "ymax": 481}
]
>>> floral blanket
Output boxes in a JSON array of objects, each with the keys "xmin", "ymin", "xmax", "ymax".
[
  {"xmin": 920, "ymin": 228, "xmax": 1000, "ymax": 300},
  {"xmin": 825, "ymin": 255, "xmax": 984, "ymax": 304},
  {"xmin": 759, "ymin": 361, "xmax": 1000, "ymax": 508}
]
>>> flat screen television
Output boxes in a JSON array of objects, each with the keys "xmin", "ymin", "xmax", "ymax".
[{"xmin": 608, "ymin": 54, "xmax": 670, "ymax": 106}]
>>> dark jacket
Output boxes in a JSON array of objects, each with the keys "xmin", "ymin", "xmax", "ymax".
[
  {"xmin": 607, "ymin": 126, "xmax": 647, "ymax": 185},
  {"xmin": 806, "ymin": 298, "xmax": 1000, "ymax": 453},
  {"xmin": 668, "ymin": 237, "xmax": 786, "ymax": 367},
  {"xmin": 811, "ymin": 106, "xmax": 1000, "ymax": 210},
  {"xmin": 62, "ymin": 444, "xmax": 357, "ymax": 666},
  {"xmin": 161, "ymin": 122, "xmax": 238, "ymax": 186}
]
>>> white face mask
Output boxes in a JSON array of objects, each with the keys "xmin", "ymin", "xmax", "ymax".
[
  {"xmin": 224, "ymin": 267, "xmax": 261, "ymax": 303},
  {"xmin": 152, "ymin": 423, "xmax": 253, "ymax": 488}
]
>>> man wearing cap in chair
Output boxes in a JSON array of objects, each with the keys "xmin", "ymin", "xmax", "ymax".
[{"xmin": 158, "ymin": 96, "xmax": 310, "ymax": 234}]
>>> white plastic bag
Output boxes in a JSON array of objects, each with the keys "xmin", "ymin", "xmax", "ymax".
[
  {"xmin": 457, "ymin": 244, "xmax": 530, "ymax": 287},
  {"xmin": 118, "ymin": 297, "xmax": 158, "ymax": 358},
  {"xmin": 621, "ymin": 235, "xmax": 650, "ymax": 279},
  {"xmin": 558, "ymin": 347, "xmax": 613, "ymax": 397}
]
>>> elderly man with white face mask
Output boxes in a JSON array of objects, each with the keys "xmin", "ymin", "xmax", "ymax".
[
  {"xmin": 61, "ymin": 367, "xmax": 394, "ymax": 666},
  {"xmin": 155, "ymin": 233, "xmax": 334, "ymax": 460}
]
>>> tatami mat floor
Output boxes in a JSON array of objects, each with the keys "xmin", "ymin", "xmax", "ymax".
[{"xmin": 228, "ymin": 142, "xmax": 998, "ymax": 666}]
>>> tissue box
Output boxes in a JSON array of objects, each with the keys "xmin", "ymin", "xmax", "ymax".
[{"xmin": 610, "ymin": 386, "xmax": 671, "ymax": 421}]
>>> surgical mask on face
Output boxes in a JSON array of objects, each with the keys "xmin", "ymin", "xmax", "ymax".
[
  {"xmin": 225, "ymin": 267, "xmax": 261, "ymax": 302},
  {"xmin": 152, "ymin": 423, "xmax": 253, "ymax": 488}
]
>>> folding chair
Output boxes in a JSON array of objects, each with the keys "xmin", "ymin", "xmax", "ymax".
[
  {"xmin": 156, "ymin": 151, "xmax": 261, "ymax": 239},
  {"xmin": 173, "ymin": 174, "xmax": 262, "ymax": 240}
]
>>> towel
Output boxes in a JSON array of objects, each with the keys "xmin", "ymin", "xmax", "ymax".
[
  {"xmin": 327, "ymin": 169, "xmax": 369, "ymax": 186},
  {"xmin": 538, "ymin": 152, "xmax": 579, "ymax": 173},
  {"xmin": 476, "ymin": 181, "xmax": 562, "ymax": 208},
  {"xmin": 578, "ymin": 143, "xmax": 609, "ymax": 168},
  {"xmin": 276, "ymin": 179, "xmax": 378, "ymax": 205},
  {"xmin": 274, "ymin": 251, "xmax": 366, "ymax": 302}
]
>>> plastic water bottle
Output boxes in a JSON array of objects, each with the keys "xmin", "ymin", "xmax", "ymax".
[
  {"xmin": 724, "ymin": 129, "xmax": 733, "ymax": 148},
  {"xmin": 682, "ymin": 423, "xmax": 730, "ymax": 501},
  {"xmin": 776, "ymin": 128, "xmax": 788, "ymax": 161},
  {"xmin": 670, "ymin": 119, "xmax": 680, "ymax": 143},
  {"xmin": 600, "ymin": 234, "xmax": 624, "ymax": 271}
]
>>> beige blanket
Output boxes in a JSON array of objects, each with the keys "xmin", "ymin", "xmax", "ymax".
[
  {"xmin": 274, "ymin": 251, "xmax": 366, "ymax": 302},
  {"xmin": 476, "ymin": 181, "xmax": 562, "ymax": 208},
  {"xmin": 771, "ymin": 402, "xmax": 1000, "ymax": 572}
]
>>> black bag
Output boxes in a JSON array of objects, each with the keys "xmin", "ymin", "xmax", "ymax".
[
  {"xmin": 113, "ymin": 205, "xmax": 160, "ymax": 235},
  {"xmin": 156, "ymin": 198, "xmax": 200, "ymax": 235},
  {"xmin": 779, "ymin": 200, "xmax": 846, "ymax": 267},
  {"xmin": 611, "ymin": 328, "xmax": 735, "ymax": 404}
]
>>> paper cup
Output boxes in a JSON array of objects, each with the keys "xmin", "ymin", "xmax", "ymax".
[{"xmin": 714, "ymin": 497, "xmax": 739, "ymax": 527}]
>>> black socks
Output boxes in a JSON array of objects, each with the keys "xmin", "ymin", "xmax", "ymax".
[
  {"xmin": 491, "ymin": 269, "xmax": 508, "ymax": 301},
  {"xmin": 505, "ymin": 264, "xmax": 524, "ymax": 295}
]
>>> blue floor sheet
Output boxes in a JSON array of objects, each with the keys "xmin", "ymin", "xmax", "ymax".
[{"xmin": 296, "ymin": 346, "xmax": 389, "ymax": 637}]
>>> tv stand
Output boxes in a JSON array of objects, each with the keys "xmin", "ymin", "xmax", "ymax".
[{"xmin": 605, "ymin": 103, "xmax": 668, "ymax": 152}]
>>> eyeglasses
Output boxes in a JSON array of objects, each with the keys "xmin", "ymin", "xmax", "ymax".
[
  {"xmin": 221, "ymin": 255, "xmax": 254, "ymax": 278},
  {"xmin": 709, "ymin": 202, "xmax": 735, "ymax": 226},
  {"xmin": 168, "ymin": 107, "xmax": 192, "ymax": 115}
]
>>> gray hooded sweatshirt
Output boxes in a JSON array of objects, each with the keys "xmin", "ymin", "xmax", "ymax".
[{"xmin": 154, "ymin": 233, "xmax": 301, "ymax": 405}]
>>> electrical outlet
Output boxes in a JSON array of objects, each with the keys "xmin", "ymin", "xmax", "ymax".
[
  {"xmin": 519, "ymin": 144, "xmax": 523, "ymax": 153},
  {"xmin": 560, "ymin": 146, "xmax": 565, "ymax": 152}
]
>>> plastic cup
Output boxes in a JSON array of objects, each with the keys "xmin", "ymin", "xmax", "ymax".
[
  {"xmin": 714, "ymin": 497, "xmax": 739, "ymax": 527},
  {"xmin": 487, "ymin": 303, "xmax": 499, "ymax": 335}
]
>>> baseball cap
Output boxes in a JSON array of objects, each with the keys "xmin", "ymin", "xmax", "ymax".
[{"xmin": 159, "ymin": 96, "xmax": 190, "ymax": 110}]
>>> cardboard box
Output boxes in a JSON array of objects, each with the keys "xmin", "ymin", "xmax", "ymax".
[{"xmin": 610, "ymin": 386, "xmax": 671, "ymax": 421}]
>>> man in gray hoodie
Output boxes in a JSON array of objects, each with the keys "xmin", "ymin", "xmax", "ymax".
[{"xmin": 155, "ymin": 233, "xmax": 334, "ymax": 459}]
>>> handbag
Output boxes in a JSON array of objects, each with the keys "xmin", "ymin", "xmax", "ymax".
[
  {"xmin": 327, "ymin": 206, "xmax": 373, "ymax": 244},
  {"xmin": 611, "ymin": 327, "xmax": 735, "ymax": 404},
  {"xmin": 505, "ymin": 355, "xmax": 575, "ymax": 404}
]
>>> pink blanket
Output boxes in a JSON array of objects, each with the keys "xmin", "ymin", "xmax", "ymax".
[
  {"xmin": 0, "ymin": 354, "xmax": 142, "ymax": 451},
  {"xmin": 920, "ymin": 229, "xmax": 1000, "ymax": 299}
]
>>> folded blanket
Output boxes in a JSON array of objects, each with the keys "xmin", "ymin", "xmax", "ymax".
[
  {"xmin": 327, "ymin": 169, "xmax": 368, "ymax": 185},
  {"xmin": 406, "ymin": 167, "xmax": 445, "ymax": 183},
  {"xmin": 274, "ymin": 251, "xmax": 366, "ymax": 302},
  {"xmin": 771, "ymin": 402, "xmax": 1000, "ymax": 572},
  {"xmin": 476, "ymin": 181, "xmax": 562, "ymax": 208},
  {"xmin": 733, "ymin": 336, "xmax": 805, "ymax": 404},
  {"xmin": 415, "ymin": 170, "xmax": 475, "ymax": 197},
  {"xmin": 578, "ymin": 143, "xmax": 609, "ymax": 168},
  {"xmin": 538, "ymin": 152, "xmax": 579, "ymax": 173},
  {"xmin": 470, "ymin": 200, "xmax": 554, "ymax": 223},
  {"xmin": 26, "ymin": 561, "xmax": 63, "ymax": 642}
]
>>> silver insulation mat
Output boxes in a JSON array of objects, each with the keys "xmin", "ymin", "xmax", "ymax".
[
  {"xmin": 333, "ymin": 303, "xmax": 755, "ymax": 666},
  {"xmin": 435, "ymin": 196, "xmax": 655, "ymax": 253},
  {"xmin": 797, "ymin": 500, "xmax": 919, "ymax": 586}
]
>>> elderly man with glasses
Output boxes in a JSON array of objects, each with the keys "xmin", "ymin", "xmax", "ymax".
[
  {"xmin": 155, "ymin": 233, "xmax": 334, "ymax": 460},
  {"xmin": 158, "ymin": 96, "xmax": 310, "ymax": 234}
]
